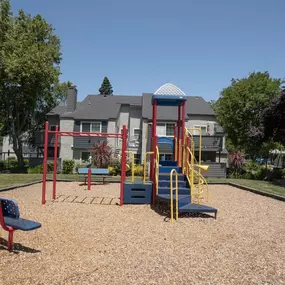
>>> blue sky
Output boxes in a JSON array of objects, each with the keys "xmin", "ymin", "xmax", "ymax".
[{"xmin": 11, "ymin": 0, "xmax": 285, "ymax": 101}]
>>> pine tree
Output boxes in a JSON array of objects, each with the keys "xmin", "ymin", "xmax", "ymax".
[{"xmin": 99, "ymin": 77, "xmax": 113, "ymax": 96}]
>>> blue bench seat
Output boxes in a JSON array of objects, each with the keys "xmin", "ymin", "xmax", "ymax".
[
  {"xmin": 77, "ymin": 168, "xmax": 109, "ymax": 184},
  {"xmin": 4, "ymin": 216, "xmax": 41, "ymax": 231}
]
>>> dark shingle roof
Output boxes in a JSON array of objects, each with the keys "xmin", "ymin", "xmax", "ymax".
[
  {"xmin": 54, "ymin": 93, "xmax": 216, "ymax": 121},
  {"xmin": 68, "ymin": 95, "xmax": 142, "ymax": 120},
  {"xmin": 142, "ymin": 93, "xmax": 215, "ymax": 120},
  {"xmin": 47, "ymin": 105, "xmax": 67, "ymax": 116}
]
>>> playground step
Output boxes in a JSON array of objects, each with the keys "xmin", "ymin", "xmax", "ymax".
[
  {"xmin": 158, "ymin": 180, "xmax": 187, "ymax": 188},
  {"xmin": 157, "ymin": 194, "xmax": 191, "ymax": 207},
  {"xmin": 159, "ymin": 166, "xmax": 182, "ymax": 174},
  {"xmin": 159, "ymin": 174, "xmax": 185, "ymax": 181},
  {"xmin": 159, "ymin": 161, "xmax": 178, "ymax": 167},
  {"xmin": 178, "ymin": 203, "xmax": 217, "ymax": 217},
  {"xmin": 158, "ymin": 187, "xmax": 190, "ymax": 195}
]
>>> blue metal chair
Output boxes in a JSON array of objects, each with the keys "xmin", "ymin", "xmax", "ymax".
[{"xmin": 0, "ymin": 198, "xmax": 41, "ymax": 251}]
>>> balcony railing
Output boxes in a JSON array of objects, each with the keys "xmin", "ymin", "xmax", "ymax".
[
  {"xmin": 34, "ymin": 132, "xmax": 61, "ymax": 146},
  {"xmin": 192, "ymin": 135, "xmax": 223, "ymax": 151}
]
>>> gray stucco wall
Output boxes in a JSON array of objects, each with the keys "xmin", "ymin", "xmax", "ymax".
[
  {"xmin": 117, "ymin": 105, "xmax": 130, "ymax": 131},
  {"xmin": 107, "ymin": 120, "xmax": 116, "ymax": 150},
  {"xmin": 1, "ymin": 136, "xmax": 17, "ymax": 159},
  {"xmin": 59, "ymin": 119, "xmax": 74, "ymax": 161},
  {"xmin": 129, "ymin": 106, "xmax": 142, "ymax": 137},
  {"xmin": 141, "ymin": 120, "xmax": 149, "ymax": 164}
]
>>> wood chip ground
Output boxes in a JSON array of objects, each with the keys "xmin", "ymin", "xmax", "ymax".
[{"xmin": 1, "ymin": 182, "xmax": 285, "ymax": 284}]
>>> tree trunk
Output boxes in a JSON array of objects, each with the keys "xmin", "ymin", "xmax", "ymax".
[{"xmin": 11, "ymin": 134, "xmax": 24, "ymax": 167}]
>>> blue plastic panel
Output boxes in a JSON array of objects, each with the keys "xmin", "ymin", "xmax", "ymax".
[
  {"xmin": 78, "ymin": 168, "xmax": 109, "ymax": 175},
  {"xmin": 124, "ymin": 182, "xmax": 153, "ymax": 204}
]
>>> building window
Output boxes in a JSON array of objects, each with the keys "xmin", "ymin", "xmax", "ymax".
[
  {"xmin": 193, "ymin": 126, "xmax": 207, "ymax": 135},
  {"xmin": 166, "ymin": 123, "xmax": 175, "ymax": 136},
  {"xmin": 134, "ymin": 153, "xmax": 141, "ymax": 164},
  {"xmin": 133, "ymin": 129, "xmax": 141, "ymax": 139},
  {"xmin": 81, "ymin": 151, "xmax": 91, "ymax": 162},
  {"xmin": 156, "ymin": 123, "xmax": 175, "ymax": 137},
  {"xmin": 81, "ymin": 122, "xmax": 102, "ymax": 133},
  {"xmin": 50, "ymin": 125, "xmax": 59, "ymax": 131},
  {"xmin": 91, "ymin": 122, "xmax": 101, "ymax": 132}
]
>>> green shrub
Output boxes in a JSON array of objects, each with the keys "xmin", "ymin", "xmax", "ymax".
[
  {"xmin": 254, "ymin": 167, "xmax": 270, "ymax": 180},
  {"xmin": 10, "ymin": 166, "xmax": 28, "ymax": 173},
  {"xmin": 243, "ymin": 161, "xmax": 260, "ymax": 173},
  {"xmin": 241, "ymin": 172, "xmax": 254, "ymax": 179},
  {"xmin": 8, "ymin": 159, "xmax": 18, "ymax": 168},
  {"xmin": 28, "ymin": 165, "xmax": 43, "ymax": 174},
  {"xmin": 75, "ymin": 163, "xmax": 86, "ymax": 172},
  {"xmin": 1, "ymin": 158, "xmax": 29, "ymax": 169},
  {"xmin": 47, "ymin": 162, "xmax": 54, "ymax": 173},
  {"xmin": 109, "ymin": 157, "xmax": 121, "ymax": 168},
  {"xmin": 27, "ymin": 162, "xmax": 54, "ymax": 174},
  {"xmin": 108, "ymin": 166, "xmax": 117, "ymax": 176},
  {"xmin": 62, "ymin": 159, "xmax": 75, "ymax": 174},
  {"xmin": 133, "ymin": 165, "xmax": 144, "ymax": 176},
  {"xmin": 0, "ymin": 161, "xmax": 6, "ymax": 171}
]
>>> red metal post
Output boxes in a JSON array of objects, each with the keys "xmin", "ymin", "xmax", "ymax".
[
  {"xmin": 0, "ymin": 204, "xmax": 14, "ymax": 251},
  {"xmin": 52, "ymin": 125, "xmax": 59, "ymax": 200},
  {"xmin": 177, "ymin": 105, "xmax": 181, "ymax": 166},
  {"xmin": 42, "ymin": 121, "xmax": 49, "ymax": 205},
  {"xmin": 174, "ymin": 124, "xmax": 177, "ymax": 161},
  {"xmin": 88, "ymin": 168, "xmax": 91, "ymax": 190},
  {"xmin": 152, "ymin": 135, "xmax": 158, "ymax": 204},
  {"xmin": 150, "ymin": 100, "xmax": 157, "ymax": 181},
  {"xmin": 181, "ymin": 101, "xmax": 186, "ymax": 168},
  {"xmin": 120, "ymin": 125, "xmax": 127, "ymax": 206},
  {"xmin": 8, "ymin": 229, "xmax": 14, "ymax": 251}
]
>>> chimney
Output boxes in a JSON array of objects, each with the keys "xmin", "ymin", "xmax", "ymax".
[{"xmin": 67, "ymin": 85, "xmax": 77, "ymax": 112}]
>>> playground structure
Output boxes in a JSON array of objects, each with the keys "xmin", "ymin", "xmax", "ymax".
[
  {"xmin": 41, "ymin": 122, "xmax": 128, "ymax": 206},
  {"xmin": 41, "ymin": 92, "xmax": 217, "ymax": 223}
]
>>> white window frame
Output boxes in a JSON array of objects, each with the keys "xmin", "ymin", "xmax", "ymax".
[
  {"xmin": 193, "ymin": 125, "xmax": 207, "ymax": 136},
  {"xmin": 133, "ymin": 128, "xmax": 142, "ymax": 138},
  {"xmin": 50, "ymin": 125, "xmax": 57, "ymax": 131},
  {"xmin": 80, "ymin": 150, "xmax": 91, "ymax": 163},
  {"xmin": 156, "ymin": 122, "xmax": 175, "ymax": 137},
  {"xmin": 80, "ymin": 121, "xmax": 102, "ymax": 133}
]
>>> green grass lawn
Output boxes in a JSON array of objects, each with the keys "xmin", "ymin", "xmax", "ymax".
[
  {"xmin": 0, "ymin": 174, "xmax": 140, "ymax": 188},
  {"xmin": 227, "ymin": 179, "xmax": 285, "ymax": 197},
  {"xmin": 0, "ymin": 174, "xmax": 284, "ymax": 198}
]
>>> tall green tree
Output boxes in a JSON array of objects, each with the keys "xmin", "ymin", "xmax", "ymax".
[
  {"xmin": 215, "ymin": 72, "xmax": 283, "ymax": 157},
  {"xmin": 262, "ymin": 87, "xmax": 285, "ymax": 145},
  {"xmin": 99, "ymin": 77, "xmax": 113, "ymax": 96},
  {"xmin": 208, "ymin": 100, "xmax": 217, "ymax": 111},
  {"xmin": 0, "ymin": 0, "xmax": 68, "ymax": 166}
]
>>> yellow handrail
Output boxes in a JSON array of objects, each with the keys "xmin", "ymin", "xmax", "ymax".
[
  {"xmin": 143, "ymin": 151, "xmax": 154, "ymax": 183},
  {"xmin": 185, "ymin": 145, "xmax": 209, "ymax": 204},
  {"xmin": 170, "ymin": 169, "xmax": 179, "ymax": 224},
  {"xmin": 125, "ymin": 151, "xmax": 135, "ymax": 183},
  {"xmin": 155, "ymin": 146, "xmax": 159, "ymax": 194}
]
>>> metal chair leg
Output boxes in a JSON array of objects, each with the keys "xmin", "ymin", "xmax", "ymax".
[{"xmin": 8, "ymin": 229, "xmax": 14, "ymax": 251}]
